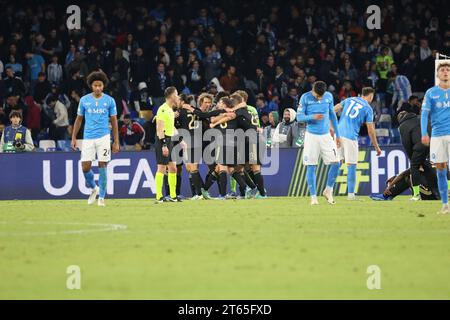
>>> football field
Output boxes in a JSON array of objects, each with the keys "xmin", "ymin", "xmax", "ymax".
[{"xmin": 1, "ymin": 196, "xmax": 450, "ymax": 300}]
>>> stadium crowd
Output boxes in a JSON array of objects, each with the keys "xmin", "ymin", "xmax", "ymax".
[{"xmin": 0, "ymin": 0, "xmax": 449, "ymax": 151}]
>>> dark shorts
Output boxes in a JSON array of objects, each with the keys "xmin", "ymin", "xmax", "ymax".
[
  {"xmin": 155, "ymin": 137, "xmax": 174, "ymax": 165},
  {"xmin": 245, "ymin": 133, "xmax": 266, "ymax": 165},
  {"xmin": 216, "ymin": 144, "xmax": 240, "ymax": 166},
  {"xmin": 202, "ymin": 140, "xmax": 216, "ymax": 166}
]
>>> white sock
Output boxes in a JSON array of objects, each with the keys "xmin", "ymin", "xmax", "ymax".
[
  {"xmin": 311, "ymin": 195, "xmax": 318, "ymax": 200},
  {"xmin": 324, "ymin": 186, "xmax": 333, "ymax": 193},
  {"xmin": 348, "ymin": 193, "xmax": 355, "ymax": 197}
]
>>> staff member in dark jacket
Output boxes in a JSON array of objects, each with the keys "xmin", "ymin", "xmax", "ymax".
[{"xmin": 397, "ymin": 110, "xmax": 434, "ymax": 200}]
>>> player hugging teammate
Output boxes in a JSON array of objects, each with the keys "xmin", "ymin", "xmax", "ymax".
[{"xmin": 153, "ymin": 87, "xmax": 268, "ymax": 202}]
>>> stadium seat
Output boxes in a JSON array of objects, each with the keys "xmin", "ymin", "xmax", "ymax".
[
  {"xmin": 381, "ymin": 108, "xmax": 390, "ymax": 114},
  {"xmin": 378, "ymin": 136, "xmax": 391, "ymax": 145},
  {"xmin": 358, "ymin": 136, "xmax": 370, "ymax": 147},
  {"xmin": 390, "ymin": 129, "xmax": 401, "ymax": 144},
  {"xmin": 139, "ymin": 110, "xmax": 153, "ymax": 121},
  {"xmin": 75, "ymin": 139, "xmax": 83, "ymax": 151},
  {"xmin": 375, "ymin": 128, "xmax": 390, "ymax": 137},
  {"xmin": 129, "ymin": 110, "xmax": 139, "ymax": 119},
  {"xmin": 39, "ymin": 140, "xmax": 56, "ymax": 151},
  {"xmin": 57, "ymin": 140, "xmax": 71, "ymax": 151},
  {"xmin": 378, "ymin": 114, "xmax": 392, "ymax": 129},
  {"xmin": 134, "ymin": 118, "xmax": 146, "ymax": 126}
]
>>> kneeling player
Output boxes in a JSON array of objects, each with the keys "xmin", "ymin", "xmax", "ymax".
[
  {"xmin": 71, "ymin": 71, "xmax": 120, "ymax": 207},
  {"xmin": 370, "ymin": 165, "xmax": 440, "ymax": 201}
]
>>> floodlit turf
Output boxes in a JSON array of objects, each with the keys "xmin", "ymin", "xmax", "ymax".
[{"xmin": 1, "ymin": 196, "xmax": 450, "ymax": 300}]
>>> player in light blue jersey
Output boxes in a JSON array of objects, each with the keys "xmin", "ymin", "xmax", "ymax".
[
  {"xmin": 333, "ymin": 87, "xmax": 382, "ymax": 200},
  {"xmin": 71, "ymin": 71, "xmax": 119, "ymax": 207},
  {"xmin": 421, "ymin": 62, "xmax": 450, "ymax": 214},
  {"xmin": 296, "ymin": 81, "xmax": 341, "ymax": 205}
]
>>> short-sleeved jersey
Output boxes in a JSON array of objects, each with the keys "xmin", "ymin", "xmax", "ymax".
[
  {"xmin": 422, "ymin": 86, "xmax": 450, "ymax": 137},
  {"xmin": 298, "ymin": 91, "xmax": 334, "ymax": 135},
  {"xmin": 217, "ymin": 118, "xmax": 238, "ymax": 145},
  {"xmin": 235, "ymin": 107, "xmax": 258, "ymax": 131},
  {"xmin": 77, "ymin": 93, "xmax": 117, "ymax": 140},
  {"xmin": 155, "ymin": 102, "xmax": 175, "ymax": 137},
  {"xmin": 338, "ymin": 97, "xmax": 374, "ymax": 141},
  {"xmin": 246, "ymin": 105, "xmax": 261, "ymax": 127}
]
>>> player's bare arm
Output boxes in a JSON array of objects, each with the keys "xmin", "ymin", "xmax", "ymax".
[
  {"xmin": 110, "ymin": 115, "xmax": 120, "ymax": 153},
  {"xmin": 71, "ymin": 115, "xmax": 83, "ymax": 150},
  {"xmin": 367, "ymin": 122, "xmax": 382, "ymax": 156},
  {"xmin": 210, "ymin": 113, "xmax": 236, "ymax": 128},
  {"xmin": 156, "ymin": 119, "xmax": 169, "ymax": 157}
]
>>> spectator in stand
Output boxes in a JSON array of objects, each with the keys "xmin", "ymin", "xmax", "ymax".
[
  {"xmin": 25, "ymin": 51, "xmax": 45, "ymax": 88},
  {"xmin": 338, "ymin": 81, "xmax": 357, "ymax": 101},
  {"xmin": 46, "ymin": 94, "xmax": 68, "ymax": 141},
  {"xmin": 23, "ymin": 96, "xmax": 41, "ymax": 140},
  {"xmin": 150, "ymin": 62, "xmax": 169, "ymax": 106},
  {"xmin": 4, "ymin": 55, "xmax": 23, "ymax": 77},
  {"xmin": 3, "ymin": 94, "xmax": 26, "ymax": 123},
  {"xmin": 187, "ymin": 60, "xmax": 204, "ymax": 94},
  {"xmin": 280, "ymin": 87, "xmax": 299, "ymax": 116},
  {"xmin": 219, "ymin": 65, "xmax": 239, "ymax": 93},
  {"xmin": 391, "ymin": 73, "xmax": 412, "ymax": 111},
  {"xmin": 263, "ymin": 111, "xmax": 279, "ymax": 148},
  {"xmin": 2, "ymin": 67, "xmax": 25, "ymax": 97},
  {"xmin": 271, "ymin": 108, "xmax": 296, "ymax": 148},
  {"xmin": 47, "ymin": 55, "xmax": 63, "ymax": 85},
  {"xmin": 68, "ymin": 89, "xmax": 84, "ymax": 139},
  {"xmin": 120, "ymin": 114, "xmax": 145, "ymax": 151},
  {"xmin": 33, "ymin": 72, "xmax": 52, "ymax": 105}
]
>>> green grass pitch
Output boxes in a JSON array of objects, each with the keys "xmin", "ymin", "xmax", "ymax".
[{"xmin": 1, "ymin": 196, "xmax": 450, "ymax": 300}]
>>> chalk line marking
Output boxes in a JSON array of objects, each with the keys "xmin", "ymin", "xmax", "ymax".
[{"xmin": 0, "ymin": 221, "xmax": 127, "ymax": 236}]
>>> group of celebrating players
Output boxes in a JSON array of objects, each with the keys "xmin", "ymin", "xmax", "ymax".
[
  {"xmin": 153, "ymin": 87, "xmax": 267, "ymax": 203},
  {"xmin": 71, "ymin": 62, "xmax": 450, "ymax": 215}
]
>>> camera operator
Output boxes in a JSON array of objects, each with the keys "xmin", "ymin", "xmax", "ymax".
[{"xmin": 0, "ymin": 111, "xmax": 34, "ymax": 153}]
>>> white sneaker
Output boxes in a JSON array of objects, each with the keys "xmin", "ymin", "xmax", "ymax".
[
  {"xmin": 88, "ymin": 186, "xmax": 99, "ymax": 205},
  {"xmin": 98, "ymin": 198, "xmax": 105, "ymax": 207},
  {"xmin": 322, "ymin": 188, "xmax": 336, "ymax": 205},
  {"xmin": 410, "ymin": 195, "xmax": 421, "ymax": 201},
  {"xmin": 311, "ymin": 197, "xmax": 319, "ymax": 205},
  {"xmin": 437, "ymin": 204, "xmax": 449, "ymax": 214},
  {"xmin": 191, "ymin": 195, "xmax": 204, "ymax": 200},
  {"xmin": 347, "ymin": 194, "xmax": 360, "ymax": 201}
]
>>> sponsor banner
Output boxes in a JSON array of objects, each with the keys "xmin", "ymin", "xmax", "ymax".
[{"xmin": 0, "ymin": 146, "xmax": 407, "ymax": 200}]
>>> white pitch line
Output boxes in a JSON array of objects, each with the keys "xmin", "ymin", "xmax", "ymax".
[{"xmin": 0, "ymin": 221, "xmax": 127, "ymax": 237}]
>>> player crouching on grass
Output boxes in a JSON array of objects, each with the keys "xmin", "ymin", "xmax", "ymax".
[
  {"xmin": 71, "ymin": 71, "xmax": 120, "ymax": 207},
  {"xmin": 296, "ymin": 81, "xmax": 341, "ymax": 205},
  {"xmin": 154, "ymin": 86, "xmax": 181, "ymax": 203}
]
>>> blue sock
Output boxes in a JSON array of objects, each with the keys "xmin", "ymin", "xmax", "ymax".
[
  {"xmin": 437, "ymin": 169, "xmax": 448, "ymax": 204},
  {"xmin": 347, "ymin": 164, "xmax": 357, "ymax": 194},
  {"xmin": 306, "ymin": 165, "xmax": 317, "ymax": 197},
  {"xmin": 83, "ymin": 170, "xmax": 96, "ymax": 189},
  {"xmin": 98, "ymin": 167, "xmax": 107, "ymax": 199},
  {"xmin": 326, "ymin": 162, "xmax": 341, "ymax": 189}
]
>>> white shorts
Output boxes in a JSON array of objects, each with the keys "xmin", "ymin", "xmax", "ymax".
[
  {"xmin": 430, "ymin": 135, "xmax": 450, "ymax": 164},
  {"xmin": 81, "ymin": 134, "xmax": 111, "ymax": 162},
  {"xmin": 338, "ymin": 137, "xmax": 359, "ymax": 164},
  {"xmin": 303, "ymin": 131, "xmax": 339, "ymax": 165}
]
